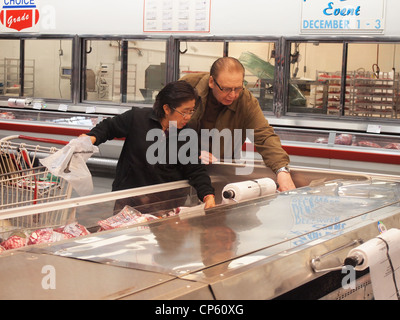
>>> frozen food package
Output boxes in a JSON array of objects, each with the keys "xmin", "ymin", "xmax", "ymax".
[
  {"xmin": 54, "ymin": 222, "xmax": 90, "ymax": 238},
  {"xmin": 97, "ymin": 205, "xmax": 158, "ymax": 231},
  {"xmin": 28, "ymin": 228, "xmax": 65, "ymax": 245},
  {"xmin": 384, "ymin": 143, "xmax": 400, "ymax": 150},
  {"xmin": 334, "ymin": 134, "xmax": 353, "ymax": 145},
  {"xmin": 357, "ymin": 141, "xmax": 381, "ymax": 148},
  {"xmin": 1, "ymin": 231, "xmax": 29, "ymax": 250}
]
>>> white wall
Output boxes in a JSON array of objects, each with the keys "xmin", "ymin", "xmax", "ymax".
[{"xmin": 16, "ymin": 0, "xmax": 400, "ymax": 37}]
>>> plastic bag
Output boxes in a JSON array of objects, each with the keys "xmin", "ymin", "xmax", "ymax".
[{"xmin": 40, "ymin": 136, "xmax": 99, "ymax": 196}]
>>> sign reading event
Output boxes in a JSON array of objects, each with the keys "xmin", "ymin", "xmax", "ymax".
[{"xmin": 301, "ymin": 0, "xmax": 386, "ymax": 34}]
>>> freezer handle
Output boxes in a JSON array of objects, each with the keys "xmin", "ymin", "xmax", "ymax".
[{"xmin": 310, "ymin": 239, "xmax": 363, "ymax": 273}]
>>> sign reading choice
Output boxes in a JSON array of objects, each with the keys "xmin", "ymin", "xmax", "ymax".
[{"xmin": 301, "ymin": 0, "xmax": 386, "ymax": 34}]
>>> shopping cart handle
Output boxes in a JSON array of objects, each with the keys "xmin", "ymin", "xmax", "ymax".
[{"xmin": 12, "ymin": 135, "xmax": 69, "ymax": 145}]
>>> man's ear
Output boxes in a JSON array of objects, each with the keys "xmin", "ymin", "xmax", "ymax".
[{"xmin": 209, "ymin": 76, "xmax": 215, "ymax": 89}]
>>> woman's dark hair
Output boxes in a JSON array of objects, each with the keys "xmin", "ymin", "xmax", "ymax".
[{"xmin": 153, "ymin": 80, "xmax": 198, "ymax": 120}]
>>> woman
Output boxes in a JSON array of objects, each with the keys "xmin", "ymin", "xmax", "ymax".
[{"xmin": 83, "ymin": 80, "xmax": 215, "ymax": 210}]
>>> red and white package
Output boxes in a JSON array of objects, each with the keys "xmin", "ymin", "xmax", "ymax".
[
  {"xmin": 1, "ymin": 232, "xmax": 28, "ymax": 250},
  {"xmin": 314, "ymin": 137, "xmax": 328, "ymax": 144},
  {"xmin": 54, "ymin": 222, "xmax": 90, "ymax": 238},
  {"xmin": 384, "ymin": 143, "xmax": 400, "ymax": 150},
  {"xmin": 97, "ymin": 205, "xmax": 158, "ymax": 231},
  {"xmin": 162, "ymin": 207, "xmax": 183, "ymax": 218},
  {"xmin": 335, "ymin": 134, "xmax": 353, "ymax": 145},
  {"xmin": 357, "ymin": 141, "xmax": 381, "ymax": 148},
  {"xmin": 28, "ymin": 228, "xmax": 65, "ymax": 245}
]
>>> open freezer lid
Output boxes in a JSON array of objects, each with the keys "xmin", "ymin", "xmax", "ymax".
[{"xmin": 36, "ymin": 178, "xmax": 400, "ymax": 279}]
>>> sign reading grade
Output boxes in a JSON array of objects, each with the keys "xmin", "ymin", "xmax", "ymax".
[
  {"xmin": 301, "ymin": 0, "xmax": 386, "ymax": 34},
  {"xmin": 0, "ymin": 0, "xmax": 39, "ymax": 31}
]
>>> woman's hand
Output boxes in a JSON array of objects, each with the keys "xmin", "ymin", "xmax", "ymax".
[
  {"xmin": 203, "ymin": 194, "xmax": 216, "ymax": 209},
  {"xmin": 79, "ymin": 134, "xmax": 96, "ymax": 144}
]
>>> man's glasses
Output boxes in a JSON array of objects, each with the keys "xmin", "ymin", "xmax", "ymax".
[
  {"xmin": 170, "ymin": 106, "xmax": 196, "ymax": 118},
  {"xmin": 213, "ymin": 78, "xmax": 243, "ymax": 95}
]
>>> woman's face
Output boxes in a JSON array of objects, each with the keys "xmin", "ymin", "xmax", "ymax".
[{"xmin": 164, "ymin": 99, "xmax": 196, "ymax": 129}]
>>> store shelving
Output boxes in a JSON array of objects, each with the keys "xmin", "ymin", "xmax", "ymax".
[
  {"xmin": 314, "ymin": 70, "xmax": 399, "ymax": 118},
  {"xmin": 1, "ymin": 58, "xmax": 35, "ymax": 97},
  {"xmin": 350, "ymin": 71, "xmax": 398, "ymax": 118},
  {"xmin": 315, "ymin": 71, "xmax": 351, "ymax": 115}
]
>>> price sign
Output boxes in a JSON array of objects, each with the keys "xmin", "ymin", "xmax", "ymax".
[{"xmin": 301, "ymin": 0, "xmax": 386, "ymax": 34}]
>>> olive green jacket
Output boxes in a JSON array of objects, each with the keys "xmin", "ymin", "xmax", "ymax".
[{"xmin": 180, "ymin": 72, "xmax": 290, "ymax": 172}]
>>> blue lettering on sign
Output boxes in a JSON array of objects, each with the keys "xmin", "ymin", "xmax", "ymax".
[
  {"xmin": 303, "ymin": 19, "xmax": 350, "ymax": 29},
  {"xmin": 3, "ymin": 0, "xmax": 36, "ymax": 8},
  {"xmin": 323, "ymin": 1, "xmax": 361, "ymax": 16}
]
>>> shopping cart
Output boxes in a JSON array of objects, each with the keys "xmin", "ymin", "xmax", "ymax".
[{"xmin": 0, "ymin": 135, "xmax": 74, "ymax": 240}]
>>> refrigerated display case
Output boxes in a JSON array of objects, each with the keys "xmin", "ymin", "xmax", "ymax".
[
  {"xmin": 0, "ymin": 107, "xmax": 121, "ymax": 160},
  {"xmin": 0, "ymin": 106, "xmax": 399, "ymax": 175},
  {"xmin": 245, "ymin": 126, "xmax": 400, "ymax": 175},
  {"xmin": 0, "ymin": 163, "xmax": 399, "ymax": 300}
]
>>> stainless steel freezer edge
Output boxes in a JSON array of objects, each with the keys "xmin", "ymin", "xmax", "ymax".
[
  {"xmin": 0, "ymin": 250, "xmax": 178, "ymax": 300},
  {"xmin": 182, "ymin": 207, "xmax": 400, "ymax": 300}
]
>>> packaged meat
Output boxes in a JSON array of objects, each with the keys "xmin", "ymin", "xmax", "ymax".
[
  {"xmin": 97, "ymin": 205, "xmax": 159, "ymax": 231},
  {"xmin": 383, "ymin": 143, "xmax": 400, "ymax": 150},
  {"xmin": 28, "ymin": 228, "xmax": 65, "ymax": 245},
  {"xmin": 54, "ymin": 222, "xmax": 90, "ymax": 238},
  {"xmin": 335, "ymin": 134, "xmax": 353, "ymax": 145},
  {"xmin": 0, "ymin": 112, "xmax": 15, "ymax": 120},
  {"xmin": 357, "ymin": 141, "xmax": 381, "ymax": 148},
  {"xmin": 314, "ymin": 137, "xmax": 328, "ymax": 144},
  {"xmin": 1, "ymin": 232, "xmax": 28, "ymax": 250}
]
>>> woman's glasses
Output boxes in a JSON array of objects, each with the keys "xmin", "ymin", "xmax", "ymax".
[{"xmin": 170, "ymin": 106, "xmax": 196, "ymax": 118}]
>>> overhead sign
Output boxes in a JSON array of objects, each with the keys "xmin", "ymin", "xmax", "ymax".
[
  {"xmin": 143, "ymin": 0, "xmax": 211, "ymax": 33},
  {"xmin": 0, "ymin": 0, "xmax": 40, "ymax": 32},
  {"xmin": 301, "ymin": 0, "xmax": 386, "ymax": 34}
]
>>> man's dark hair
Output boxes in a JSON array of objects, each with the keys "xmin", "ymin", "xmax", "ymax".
[{"xmin": 210, "ymin": 57, "xmax": 245, "ymax": 80}]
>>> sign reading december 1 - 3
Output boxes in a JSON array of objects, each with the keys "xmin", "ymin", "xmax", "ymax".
[
  {"xmin": 0, "ymin": 0, "xmax": 39, "ymax": 32},
  {"xmin": 301, "ymin": 0, "xmax": 386, "ymax": 34}
]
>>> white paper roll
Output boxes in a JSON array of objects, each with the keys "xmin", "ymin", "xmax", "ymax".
[
  {"xmin": 7, "ymin": 98, "xmax": 26, "ymax": 108},
  {"xmin": 348, "ymin": 228, "xmax": 400, "ymax": 271},
  {"xmin": 222, "ymin": 177, "xmax": 277, "ymax": 203},
  {"xmin": 346, "ymin": 228, "xmax": 400, "ymax": 300}
]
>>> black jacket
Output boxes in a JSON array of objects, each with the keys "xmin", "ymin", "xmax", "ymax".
[{"xmin": 87, "ymin": 107, "xmax": 214, "ymax": 200}]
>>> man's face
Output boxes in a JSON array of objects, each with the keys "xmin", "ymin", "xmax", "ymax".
[{"xmin": 209, "ymin": 70, "xmax": 244, "ymax": 106}]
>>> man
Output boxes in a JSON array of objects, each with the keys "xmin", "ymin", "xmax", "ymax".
[{"xmin": 180, "ymin": 57, "xmax": 295, "ymax": 191}]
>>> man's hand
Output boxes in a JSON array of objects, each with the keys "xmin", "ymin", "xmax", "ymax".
[
  {"xmin": 199, "ymin": 150, "xmax": 218, "ymax": 164},
  {"xmin": 276, "ymin": 171, "xmax": 296, "ymax": 192}
]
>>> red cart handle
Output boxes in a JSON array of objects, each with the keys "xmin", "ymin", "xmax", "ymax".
[{"xmin": 2, "ymin": 135, "xmax": 69, "ymax": 145}]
